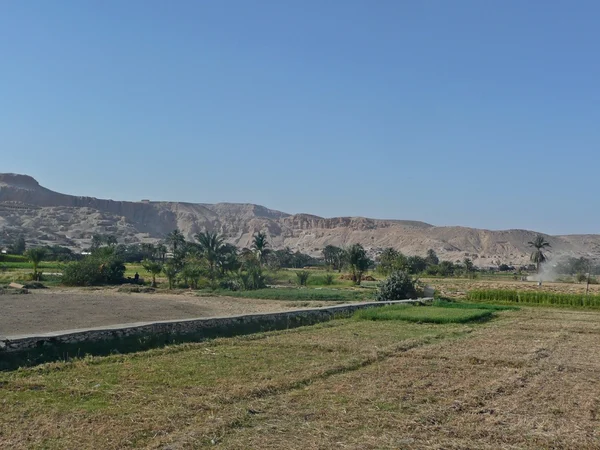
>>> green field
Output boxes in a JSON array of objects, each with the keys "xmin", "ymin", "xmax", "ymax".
[
  {"xmin": 432, "ymin": 299, "xmax": 520, "ymax": 311},
  {"xmin": 354, "ymin": 304, "xmax": 495, "ymax": 323},
  {"xmin": 467, "ymin": 289, "xmax": 600, "ymax": 309}
]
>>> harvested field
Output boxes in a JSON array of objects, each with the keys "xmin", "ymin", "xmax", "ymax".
[
  {"xmin": 1, "ymin": 306, "xmax": 600, "ymax": 448},
  {"xmin": 0, "ymin": 288, "xmax": 327, "ymax": 337}
]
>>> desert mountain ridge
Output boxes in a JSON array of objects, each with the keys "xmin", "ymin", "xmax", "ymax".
[{"xmin": 1, "ymin": 173, "xmax": 599, "ymax": 266}]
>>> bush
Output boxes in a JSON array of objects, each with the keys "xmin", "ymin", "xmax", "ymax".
[
  {"xmin": 220, "ymin": 278, "xmax": 242, "ymax": 291},
  {"xmin": 376, "ymin": 270, "xmax": 418, "ymax": 301},
  {"xmin": 62, "ymin": 255, "xmax": 126, "ymax": 286},
  {"xmin": 296, "ymin": 270, "xmax": 310, "ymax": 286},
  {"xmin": 324, "ymin": 273, "xmax": 334, "ymax": 285}
]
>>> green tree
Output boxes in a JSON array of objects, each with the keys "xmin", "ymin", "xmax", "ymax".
[
  {"xmin": 407, "ymin": 255, "xmax": 427, "ymax": 274},
  {"xmin": 463, "ymin": 258, "xmax": 475, "ymax": 278},
  {"xmin": 252, "ymin": 231, "xmax": 270, "ymax": 265},
  {"xmin": 9, "ymin": 235, "xmax": 26, "ymax": 254},
  {"xmin": 156, "ymin": 243, "xmax": 168, "ymax": 262},
  {"xmin": 140, "ymin": 243, "xmax": 156, "ymax": 260},
  {"xmin": 195, "ymin": 231, "xmax": 225, "ymax": 277},
  {"xmin": 347, "ymin": 244, "xmax": 371, "ymax": 285},
  {"xmin": 218, "ymin": 243, "xmax": 240, "ymax": 274},
  {"xmin": 322, "ymin": 245, "xmax": 346, "ymax": 272},
  {"xmin": 180, "ymin": 259, "xmax": 204, "ymax": 289},
  {"xmin": 142, "ymin": 259, "xmax": 163, "ymax": 287},
  {"xmin": 425, "ymin": 249, "xmax": 439, "ymax": 266},
  {"xmin": 165, "ymin": 229, "xmax": 186, "ymax": 255},
  {"xmin": 528, "ymin": 235, "xmax": 551, "ymax": 273},
  {"xmin": 377, "ymin": 248, "xmax": 409, "ymax": 275},
  {"xmin": 438, "ymin": 260, "xmax": 456, "ymax": 277},
  {"xmin": 239, "ymin": 255, "xmax": 266, "ymax": 290},
  {"xmin": 90, "ymin": 234, "xmax": 104, "ymax": 251},
  {"xmin": 163, "ymin": 262, "xmax": 179, "ymax": 289},
  {"xmin": 25, "ymin": 247, "xmax": 46, "ymax": 281}
]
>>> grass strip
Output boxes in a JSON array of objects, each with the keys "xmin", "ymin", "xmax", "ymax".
[
  {"xmin": 432, "ymin": 299, "xmax": 519, "ymax": 311},
  {"xmin": 354, "ymin": 305, "xmax": 494, "ymax": 323}
]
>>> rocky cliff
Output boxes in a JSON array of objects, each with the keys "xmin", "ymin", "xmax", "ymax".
[{"xmin": 0, "ymin": 173, "xmax": 598, "ymax": 266}]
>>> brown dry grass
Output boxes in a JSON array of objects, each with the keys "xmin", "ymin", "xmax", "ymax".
[{"xmin": 2, "ymin": 307, "xmax": 600, "ymax": 449}]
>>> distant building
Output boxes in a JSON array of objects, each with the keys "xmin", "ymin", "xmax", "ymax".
[{"xmin": 141, "ymin": 199, "xmax": 150, "ymax": 204}]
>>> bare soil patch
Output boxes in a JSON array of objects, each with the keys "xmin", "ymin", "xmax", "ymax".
[{"xmin": 0, "ymin": 288, "xmax": 323, "ymax": 337}]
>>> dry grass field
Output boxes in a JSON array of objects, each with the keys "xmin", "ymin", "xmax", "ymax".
[{"xmin": 2, "ymin": 305, "xmax": 600, "ymax": 449}]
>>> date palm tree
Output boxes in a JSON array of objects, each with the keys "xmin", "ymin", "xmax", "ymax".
[
  {"xmin": 142, "ymin": 259, "xmax": 163, "ymax": 287},
  {"xmin": 528, "ymin": 235, "xmax": 551, "ymax": 273},
  {"xmin": 195, "ymin": 231, "xmax": 225, "ymax": 276},
  {"xmin": 252, "ymin": 231, "xmax": 270, "ymax": 265},
  {"xmin": 25, "ymin": 247, "xmax": 46, "ymax": 281},
  {"xmin": 165, "ymin": 229, "xmax": 185, "ymax": 255}
]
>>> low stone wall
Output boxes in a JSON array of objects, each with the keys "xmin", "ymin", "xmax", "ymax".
[{"xmin": 0, "ymin": 299, "xmax": 430, "ymax": 370}]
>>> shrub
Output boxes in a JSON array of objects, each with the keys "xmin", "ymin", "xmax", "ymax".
[
  {"xmin": 376, "ymin": 270, "xmax": 418, "ymax": 301},
  {"xmin": 62, "ymin": 255, "xmax": 126, "ymax": 286},
  {"xmin": 324, "ymin": 273, "xmax": 335, "ymax": 285},
  {"xmin": 220, "ymin": 277, "xmax": 242, "ymax": 291},
  {"xmin": 239, "ymin": 266, "xmax": 267, "ymax": 290},
  {"xmin": 296, "ymin": 270, "xmax": 310, "ymax": 286}
]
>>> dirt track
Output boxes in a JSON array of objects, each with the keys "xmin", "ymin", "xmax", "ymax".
[{"xmin": 0, "ymin": 288, "xmax": 319, "ymax": 336}]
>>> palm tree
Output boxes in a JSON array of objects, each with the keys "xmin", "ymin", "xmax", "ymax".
[
  {"xmin": 165, "ymin": 229, "xmax": 185, "ymax": 255},
  {"xmin": 195, "ymin": 231, "xmax": 225, "ymax": 276},
  {"xmin": 347, "ymin": 244, "xmax": 370, "ymax": 285},
  {"xmin": 142, "ymin": 259, "xmax": 163, "ymax": 287},
  {"xmin": 140, "ymin": 243, "xmax": 156, "ymax": 260},
  {"xmin": 156, "ymin": 243, "xmax": 168, "ymax": 262},
  {"xmin": 528, "ymin": 235, "xmax": 551, "ymax": 273},
  {"xmin": 25, "ymin": 247, "xmax": 46, "ymax": 281},
  {"xmin": 218, "ymin": 243, "xmax": 240, "ymax": 274},
  {"xmin": 463, "ymin": 258, "xmax": 475, "ymax": 279},
  {"xmin": 252, "ymin": 231, "xmax": 270, "ymax": 265},
  {"xmin": 162, "ymin": 262, "xmax": 179, "ymax": 289}
]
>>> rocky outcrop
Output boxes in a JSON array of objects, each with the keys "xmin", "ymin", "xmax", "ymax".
[{"xmin": 0, "ymin": 173, "xmax": 598, "ymax": 265}]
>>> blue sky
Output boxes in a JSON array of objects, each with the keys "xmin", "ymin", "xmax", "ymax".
[{"xmin": 1, "ymin": 1, "xmax": 598, "ymax": 235}]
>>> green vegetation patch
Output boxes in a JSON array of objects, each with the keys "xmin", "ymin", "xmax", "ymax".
[
  {"xmin": 467, "ymin": 289, "xmax": 600, "ymax": 309},
  {"xmin": 355, "ymin": 305, "xmax": 494, "ymax": 324},
  {"xmin": 208, "ymin": 287, "xmax": 372, "ymax": 301},
  {"xmin": 432, "ymin": 299, "xmax": 519, "ymax": 311}
]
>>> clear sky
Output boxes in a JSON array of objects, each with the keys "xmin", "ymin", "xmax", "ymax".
[{"xmin": 1, "ymin": 1, "xmax": 598, "ymax": 235}]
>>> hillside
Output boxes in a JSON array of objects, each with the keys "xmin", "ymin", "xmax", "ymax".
[{"xmin": 1, "ymin": 173, "xmax": 598, "ymax": 266}]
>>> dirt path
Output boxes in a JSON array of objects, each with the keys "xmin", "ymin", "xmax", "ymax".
[{"xmin": 0, "ymin": 288, "xmax": 320, "ymax": 336}]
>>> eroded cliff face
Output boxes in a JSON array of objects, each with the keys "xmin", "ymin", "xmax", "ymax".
[{"xmin": 0, "ymin": 173, "xmax": 598, "ymax": 265}]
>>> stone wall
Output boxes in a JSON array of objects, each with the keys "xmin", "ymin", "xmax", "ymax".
[{"xmin": 0, "ymin": 299, "xmax": 429, "ymax": 370}]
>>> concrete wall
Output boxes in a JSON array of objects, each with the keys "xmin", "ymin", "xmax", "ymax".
[{"xmin": 0, "ymin": 299, "xmax": 430, "ymax": 370}]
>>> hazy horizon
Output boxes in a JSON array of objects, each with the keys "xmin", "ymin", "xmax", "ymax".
[{"xmin": 2, "ymin": 1, "xmax": 599, "ymax": 235}]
